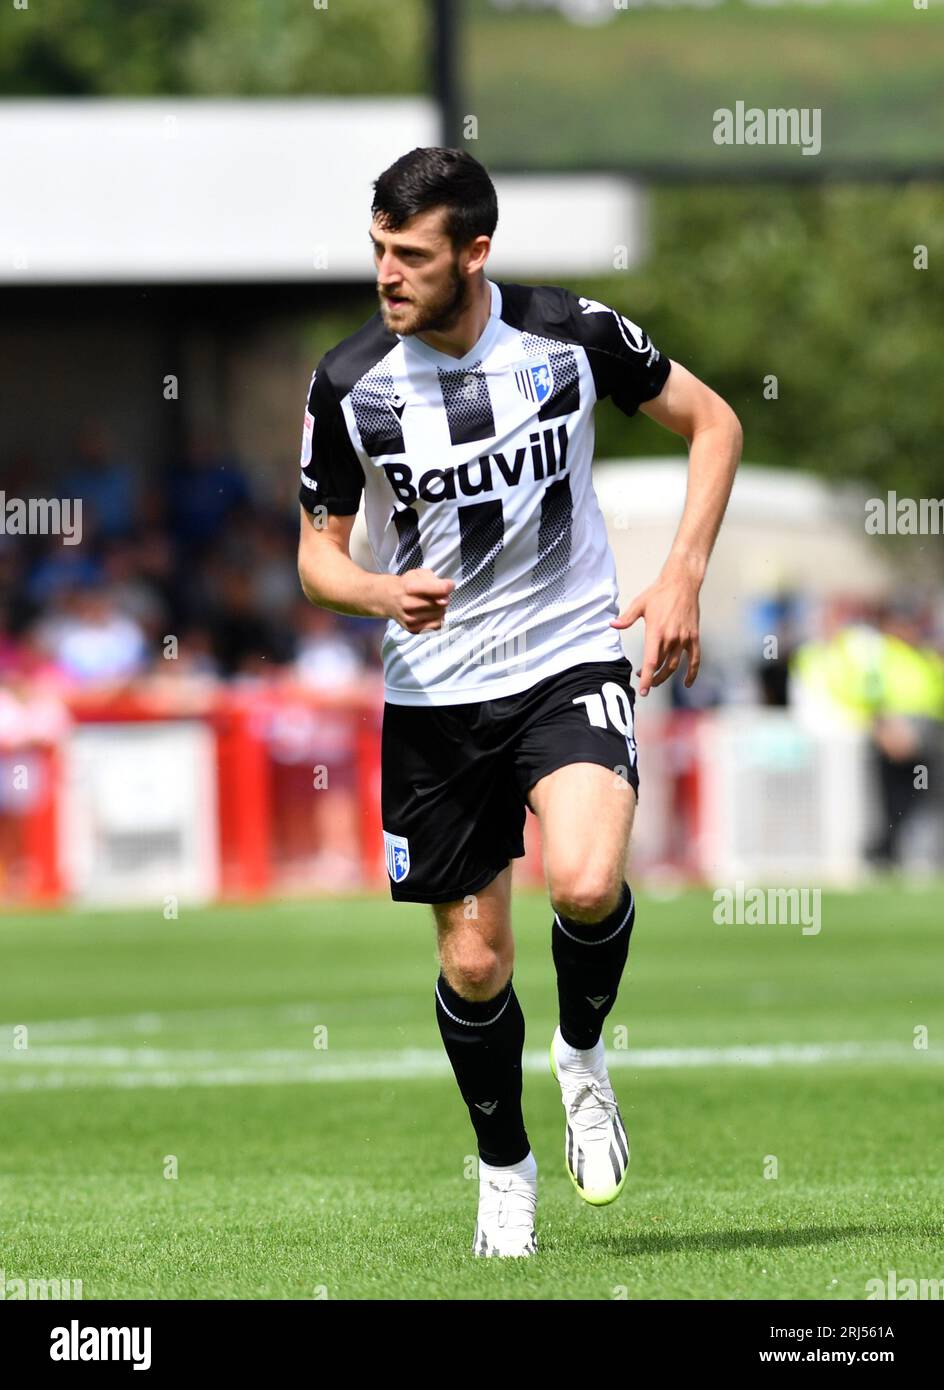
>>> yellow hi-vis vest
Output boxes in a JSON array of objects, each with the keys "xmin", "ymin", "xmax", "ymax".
[
  {"xmin": 791, "ymin": 628, "xmax": 944, "ymax": 726},
  {"xmin": 879, "ymin": 634, "xmax": 944, "ymax": 720}
]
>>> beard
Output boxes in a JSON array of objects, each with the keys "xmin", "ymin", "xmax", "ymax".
[{"xmin": 378, "ymin": 259, "xmax": 468, "ymax": 336}]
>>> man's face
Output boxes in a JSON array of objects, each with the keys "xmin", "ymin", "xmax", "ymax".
[{"xmin": 370, "ymin": 207, "xmax": 472, "ymax": 336}]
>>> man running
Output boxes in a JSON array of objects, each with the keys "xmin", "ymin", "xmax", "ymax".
[{"xmin": 297, "ymin": 147, "xmax": 741, "ymax": 1256}]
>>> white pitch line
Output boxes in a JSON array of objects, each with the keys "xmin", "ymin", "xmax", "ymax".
[
  {"xmin": 0, "ymin": 1003, "xmax": 322, "ymax": 1042},
  {"xmin": 0, "ymin": 1041, "xmax": 936, "ymax": 1094}
]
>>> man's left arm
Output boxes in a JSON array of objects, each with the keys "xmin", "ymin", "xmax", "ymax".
[{"xmin": 610, "ymin": 359, "xmax": 742, "ymax": 695}]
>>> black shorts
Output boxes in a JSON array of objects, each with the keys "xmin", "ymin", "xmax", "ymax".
[{"xmin": 381, "ymin": 657, "xmax": 639, "ymax": 904}]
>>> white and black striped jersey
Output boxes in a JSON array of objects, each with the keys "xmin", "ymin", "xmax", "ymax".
[{"xmin": 299, "ymin": 280, "xmax": 670, "ymax": 706}]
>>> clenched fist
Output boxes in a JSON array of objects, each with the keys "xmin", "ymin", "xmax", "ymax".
[{"xmin": 385, "ymin": 568, "xmax": 455, "ymax": 634}]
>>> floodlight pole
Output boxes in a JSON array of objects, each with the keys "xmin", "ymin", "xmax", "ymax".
[{"xmin": 432, "ymin": 0, "xmax": 461, "ymax": 148}]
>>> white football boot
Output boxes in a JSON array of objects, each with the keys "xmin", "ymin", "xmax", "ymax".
[
  {"xmin": 472, "ymin": 1151, "xmax": 538, "ymax": 1257},
  {"xmin": 550, "ymin": 1026, "xmax": 629, "ymax": 1205}
]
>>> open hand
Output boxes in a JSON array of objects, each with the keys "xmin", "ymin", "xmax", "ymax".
[{"xmin": 610, "ymin": 572, "xmax": 701, "ymax": 696}]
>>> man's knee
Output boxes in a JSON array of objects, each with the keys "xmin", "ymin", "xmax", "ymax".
[
  {"xmin": 549, "ymin": 865, "xmax": 623, "ymax": 924},
  {"xmin": 442, "ymin": 945, "xmax": 512, "ymax": 1000},
  {"xmin": 435, "ymin": 903, "xmax": 513, "ymax": 1001},
  {"xmin": 439, "ymin": 928, "xmax": 513, "ymax": 998}
]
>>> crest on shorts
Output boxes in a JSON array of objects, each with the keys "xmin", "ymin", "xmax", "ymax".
[
  {"xmin": 383, "ymin": 831, "xmax": 411, "ymax": 883},
  {"xmin": 515, "ymin": 359, "xmax": 554, "ymax": 406}
]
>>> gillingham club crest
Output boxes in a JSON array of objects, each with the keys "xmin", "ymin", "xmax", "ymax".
[
  {"xmin": 383, "ymin": 831, "xmax": 411, "ymax": 883},
  {"xmin": 514, "ymin": 359, "xmax": 554, "ymax": 406}
]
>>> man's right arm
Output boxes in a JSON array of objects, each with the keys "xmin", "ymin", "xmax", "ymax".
[
  {"xmin": 297, "ymin": 506, "xmax": 454, "ymax": 635},
  {"xmin": 296, "ymin": 363, "xmax": 453, "ymax": 633}
]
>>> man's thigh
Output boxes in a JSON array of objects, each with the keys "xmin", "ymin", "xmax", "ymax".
[
  {"xmin": 509, "ymin": 656, "xmax": 640, "ymax": 911},
  {"xmin": 512, "ymin": 657, "xmax": 640, "ymax": 804},
  {"xmin": 529, "ymin": 762, "xmax": 636, "ymax": 915},
  {"xmin": 381, "ymin": 702, "xmax": 526, "ymax": 905}
]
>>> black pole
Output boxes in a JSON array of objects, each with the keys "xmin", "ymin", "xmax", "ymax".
[{"xmin": 432, "ymin": 0, "xmax": 460, "ymax": 148}]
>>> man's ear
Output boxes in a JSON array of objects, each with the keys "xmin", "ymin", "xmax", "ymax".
[{"xmin": 462, "ymin": 235, "xmax": 491, "ymax": 276}]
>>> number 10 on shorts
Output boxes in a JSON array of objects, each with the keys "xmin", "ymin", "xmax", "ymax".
[{"xmin": 572, "ymin": 682, "xmax": 637, "ymax": 766}]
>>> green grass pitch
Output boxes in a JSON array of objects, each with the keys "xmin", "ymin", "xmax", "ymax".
[{"xmin": 1, "ymin": 885, "xmax": 941, "ymax": 1300}]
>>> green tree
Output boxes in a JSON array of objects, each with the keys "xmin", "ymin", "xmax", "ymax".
[
  {"xmin": 569, "ymin": 183, "xmax": 943, "ymax": 500},
  {"xmin": 0, "ymin": 0, "xmax": 425, "ymax": 96}
]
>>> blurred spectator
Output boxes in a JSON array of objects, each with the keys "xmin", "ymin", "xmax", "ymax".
[
  {"xmin": 34, "ymin": 586, "xmax": 148, "ymax": 684},
  {"xmin": 0, "ymin": 424, "xmax": 380, "ymax": 694},
  {"xmin": 788, "ymin": 596, "xmax": 881, "ymax": 730},
  {"xmin": 168, "ymin": 431, "xmax": 251, "ymax": 546},
  {"xmin": 746, "ymin": 589, "xmax": 805, "ymax": 708},
  {"xmin": 294, "ymin": 603, "xmax": 367, "ymax": 689},
  {"xmin": 0, "ymin": 602, "xmax": 23, "ymax": 678},
  {"xmin": 866, "ymin": 601, "xmax": 944, "ymax": 868},
  {"xmin": 668, "ymin": 654, "xmax": 725, "ymax": 711},
  {"xmin": 152, "ymin": 627, "xmax": 219, "ymax": 680},
  {"xmin": 142, "ymin": 626, "xmax": 219, "ymax": 713},
  {"xmin": 790, "ymin": 595, "xmax": 944, "ymax": 869},
  {"xmin": 266, "ymin": 605, "xmax": 370, "ymax": 889},
  {"xmin": 248, "ymin": 516, "xmax": 301, "ymax": 620},
  {"xmin": 208, "ymin": 566, "xmax": 294, "ymax": 677},
  {"xmin": 129, "ymin": 527, "xmax": 190, "ymax": 626},
  {"xmin": 100, "ymin": 537, "xmax": 169, "ymax": 638},
  {"xmin": 22, "ymin": 534, "xmax": 104, "ymax": 609},
  {"xmin": 61, "ymin": 419, "xmax": 137, "ymax": 540}
]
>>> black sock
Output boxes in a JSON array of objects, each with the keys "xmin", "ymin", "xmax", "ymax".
[
  {"xmin": 435, "ymin": 971, "xmax": 530, "ymax": 1167},
  {"xmin": 552, "ymin": 882, "xmax": 635, "ymax": 1050}
]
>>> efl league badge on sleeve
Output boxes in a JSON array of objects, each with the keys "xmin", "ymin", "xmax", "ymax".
[
  {"xmin": 383, "ymin": 831, "xmax": 411, "ymax": 883},
  {"xmin": 300, "ymin": 409, "xmax": 314, "ymax": 467},
  {"xmin": 515, "ymin": 359, "xmax": 554, "ymax": 406}
]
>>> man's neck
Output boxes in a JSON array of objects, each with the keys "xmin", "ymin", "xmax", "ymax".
[{"xmin": 415, "ymin": 275, "xmax": 492, "ymax": 360}]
